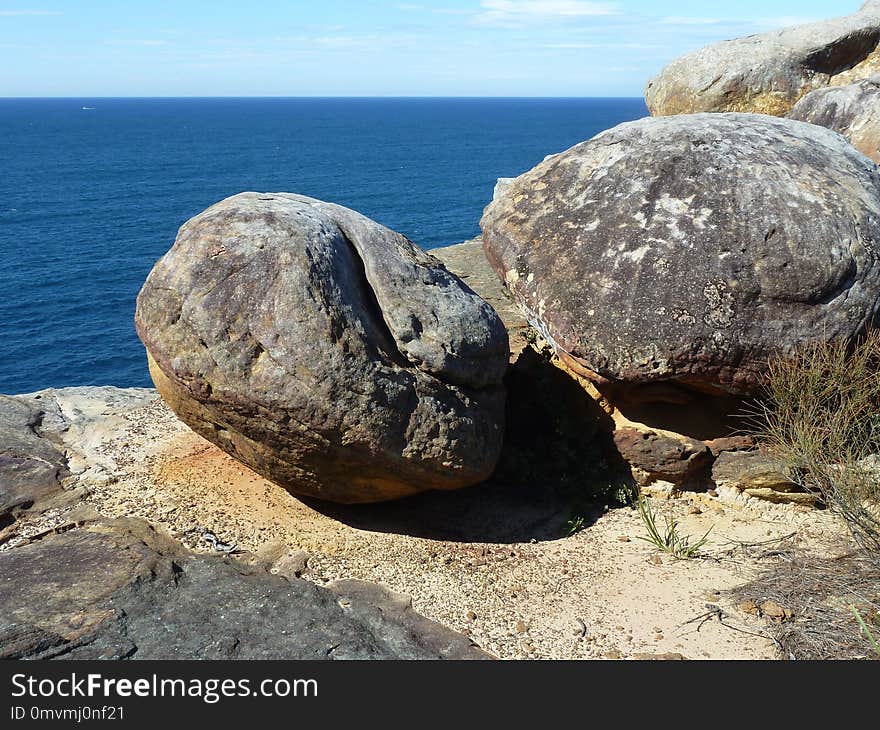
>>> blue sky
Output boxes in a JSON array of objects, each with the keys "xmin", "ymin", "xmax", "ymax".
[{"xmin": 0, "ymin": 1, "xmax": 863, "ymax": 96}]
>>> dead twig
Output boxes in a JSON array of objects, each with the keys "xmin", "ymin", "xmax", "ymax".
[{"xmin": 679, "ymin": 603, "xmax": 784, "ymax": 652}]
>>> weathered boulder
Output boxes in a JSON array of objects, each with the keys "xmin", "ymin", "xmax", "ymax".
[
  {"xmin": 136, "ymin": 193, "xmax": 509, "ymax": 504},
  {"xmin": 646, "ymin": 2, "xmax": 880, "ymax": 117},
  {"xmin": 481, "ymin": 113, "xmax": 880, "ymax": 397},
  {"xmin": 712, "ymin": 450, "xmax": 797, "ymax": 492},
  {"xmin": 613, "ymin": 427, "xmax": 712, "ymax": 487},
  {"xmin": 788, "ymin": 75, "xmax": 880, "ymax": 162},
  {"xmin": 0, "ymin": 519, "xmax": 490, "ymax": 660},
  {"xmin": 712, "ymin": 450, "xmax": 816, "ymax": 505}
]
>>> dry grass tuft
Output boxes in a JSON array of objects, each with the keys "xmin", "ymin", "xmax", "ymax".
[{"xmin": 728, "ymin": 548, "xmax": 880, "ymax": 660}]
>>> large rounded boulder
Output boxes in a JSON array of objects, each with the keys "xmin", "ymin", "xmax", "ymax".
[
  {"xmin": 788, "ymin": 75, "xmax": 880, "ymax": 163},
  {"xmin": 481, "ymin": 113, "xmax": 880, "ymax": 396},
  {"xmin": 136, "ymin": 193, "xmax": 509, "ymax": 503},
  {"xmin": 646, "ymin": 2, "xmax": 880, "ymax": 117}
]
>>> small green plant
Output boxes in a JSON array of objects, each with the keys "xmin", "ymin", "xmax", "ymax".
[
  {"xmin": 636, "ymin": 496, "xmax": 712, "ymax": 559},
  {"xmin": 615, "ymin": 482, "xmax": 638, "ymax": 508},
  {"xmin": 565, "ymin": 515, "xmax": 586, "ymax": 537},
  {"xmin": 852, "ymin": 606, "xmax": 880, "ymax": 657}
]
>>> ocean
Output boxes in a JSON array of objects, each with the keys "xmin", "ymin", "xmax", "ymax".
[{"xmin": 0, "ymin": 97, "xmax": 647, "ymax": 393}]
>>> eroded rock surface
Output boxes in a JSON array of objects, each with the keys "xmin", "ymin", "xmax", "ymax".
[
  {"xmin": 613, "ymin": 427, "xmax": 712, "ymax": 487},
  {"xmin": 712, "ymin": 450, "xmax": 815, "ymax": 505},
  {"xmin": 136, "ymin": 193, "xmax": 509, "ymax": 504},
  {"xmin": 435, "ymin": 241, "xmax": 615, "ymax": 495},
  {"xmin": 646, "ymin": 1, "xmax": 880, "ymax": 116},
  {"xmin": 0, "ymin": 395, "xmax": 69, "ymax": 524},
  {"xmin": 788, "ymin": 75, "xmax": 880, "ymax": 162},
  {"xmin": 0, "ymin": 393, "xmax": 490, "ymax": 660},
  {"xmin": 481, "ymin": 113, "xmax": 880, "ymax": 397},
  {"xmin": 432, "ymin": 237, "xmax": 531, "ymax": 355},
  {"xmin": 0, "ymin": 520, "xmax": 490, "ymax": 660},
  {"xmin": 0, "ymin": 384, "xmax": 811, "ymax": 661}
]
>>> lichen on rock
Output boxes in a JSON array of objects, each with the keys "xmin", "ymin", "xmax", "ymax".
[{"xmin": 481, "ymin": 113, "xmax": 880, "ymax": 397}]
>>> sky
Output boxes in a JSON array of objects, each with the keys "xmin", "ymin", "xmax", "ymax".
[{"xmin": 0, "ymin": 1, "xmax": 866, "ymax": 97}]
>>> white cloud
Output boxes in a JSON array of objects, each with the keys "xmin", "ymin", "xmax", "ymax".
[
  {"xmin": 311, "ymin": 36, "xmax": 357, "ymax": 46},
  {"xmin": 475, "ymin": 0, "xmax": 619, "ymax": 26},
  {"xmin": 398, "ymin": 3, "xmax": 471, "ymax": 13},
  {"xmin": 661, "ymin": 15, "xmax": 820, "ymax": 30}
]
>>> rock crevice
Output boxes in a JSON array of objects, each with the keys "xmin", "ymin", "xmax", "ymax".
[{"xmin": 136, "ymin": 193, "xmax": 509, "ymax": 503}]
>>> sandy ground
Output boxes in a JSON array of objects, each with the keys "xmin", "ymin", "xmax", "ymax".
[{"xmin": 57, "ymin": 392, "xmax": 847, "ymax": 661}]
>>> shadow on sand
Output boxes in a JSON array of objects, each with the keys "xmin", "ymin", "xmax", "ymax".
[{"xmin": 304, "ymin": 347, "xmax": 637, "ymax": 544}]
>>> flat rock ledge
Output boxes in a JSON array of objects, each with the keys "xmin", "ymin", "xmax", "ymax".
[
  {"xmin": 0, "ymin": 388, "xmax": 489, "ymax": 660},
  {"xmin": 0, "ymin": 381, "xmax": 827, "ymax": 662},
  {"xmin": 0, "ymin": 517, "xmax": 489, "ymax": 660}
]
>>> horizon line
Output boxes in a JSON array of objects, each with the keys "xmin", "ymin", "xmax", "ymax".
[{"xmin": 0, "ymin": 94, "xmax": 647, "ymax": 100}]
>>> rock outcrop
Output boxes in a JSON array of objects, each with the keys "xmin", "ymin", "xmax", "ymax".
[
  {"xmin": 646, "ymin": 2, "xmax": 880, "ymax": 117},
  {"xmin": 712, "ymin": 450, "xmax": 816, "ymax": 506},
  {"xmin": 0, "ymin": 395, "xmax": 70, "ymax": 526},
  {"xmin": 0, "ymin": 520, "xmax": 489, "ymax": 660},
  {"xmin": 0, "ymin": 389, "xmax": 490, "ymax": 660},
  {"xmin": 481, "ymin": 113, "xmax": 880, "ymax": 398},
  {"xmin": 612, "ymin": 427, "xmax": 711, "ymax": 487},
  {"xmin": 788, "ymin": 75, "xmax": 880, "ymax": 162},
  {"xmin": 432, "ymin": 237, "xmax": 531, "ymax": 355},
  {"xmin": 136, "ymin": 193, "xmax": 509, "ymax": 504}
]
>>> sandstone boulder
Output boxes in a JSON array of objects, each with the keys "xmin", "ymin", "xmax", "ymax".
[
  {"xmin": 788, "ymin": 75, "xmax": 880, "ymax": 162},
  {"xmin": 431, "ymin": 237, "xmax": 531, "ymax": 355},
  {"xmin": 712, "ymin": 450, "xmax": 798, "ymax": 492},
  {"xmin": 481, "ymin": 113, "xmax": 880, "ymax": 397},
  {"xmin": 136, "ymin": 193, "xmax": 509, "ymax": 504},
  {"xmin": 712, "ymin": 450, "xmax": 816, "ymax": 505},
  {"xmin": 646, "ymin": 2, "xmax": 880, "ymax": 117},
  {"xmin": 613, "ymin": 427, "xmax": 712, "ymax": 487}
]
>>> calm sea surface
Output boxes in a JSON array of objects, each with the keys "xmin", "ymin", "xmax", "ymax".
[{"xmin": 0, "ymin": 97, "xmax": 647, "ymax": 393}]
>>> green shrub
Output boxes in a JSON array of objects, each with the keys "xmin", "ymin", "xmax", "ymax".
[{"xmin": 757, "ymin": 330, "xmax": 880, "ymax": 553}]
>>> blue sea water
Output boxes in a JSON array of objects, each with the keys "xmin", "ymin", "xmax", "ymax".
[{"xmin": 0, "ymin": 97, "xmax": 647, "ymax": 393}]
